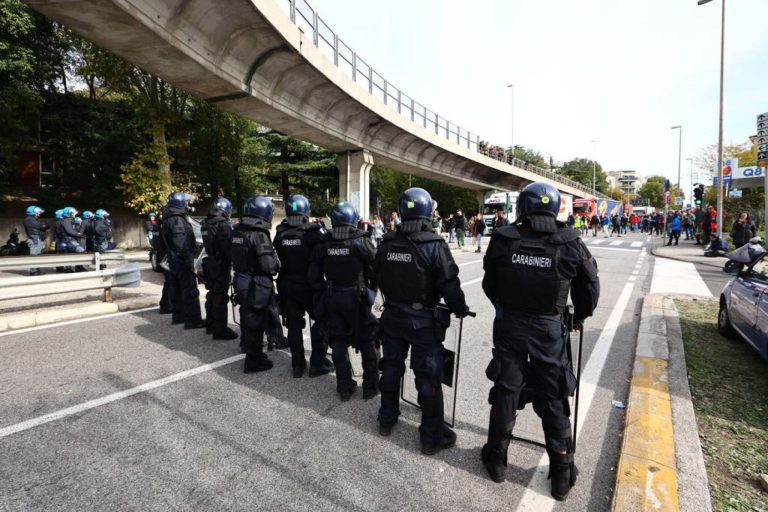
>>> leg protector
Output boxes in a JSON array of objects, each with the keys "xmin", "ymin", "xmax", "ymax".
[{"xmin": 330, "ymin": 337, "xmax": 354, "ymax": 393}]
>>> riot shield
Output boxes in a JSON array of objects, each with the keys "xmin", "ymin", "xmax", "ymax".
[{"xmin": 400, "ymin": 316, "xmax": 463, "ymax": 428}]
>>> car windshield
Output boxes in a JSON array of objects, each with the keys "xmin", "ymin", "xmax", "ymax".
[{"xmin": 483, "ymin": 204, "xmax": 505, "ymax": 215}]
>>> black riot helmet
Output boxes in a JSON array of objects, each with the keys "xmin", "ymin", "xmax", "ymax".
[
  {"xmin": 285, "ymin": 194, "xmax": 310, "ymax": 218},
  {"xmin": 243, "ymin": 196, "xmax": 273, "ymax": 222},
  {"xmin": 517, "ymin": 182, "xmax": 561, "ymax": 219},
  {"xmin": 210, "ymin": 196, "xmax": 232, "ymax": 217},
  {"xmin": 330, "ymin": 201, "xmax": 358, "ymax": 227},
  {"xmin": 398, "ymin": 187, "xmax": 433, "ymax": 221}
]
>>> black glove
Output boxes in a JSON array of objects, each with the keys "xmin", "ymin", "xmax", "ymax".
[{"xmin": 455, "ymin": 305, "xmax": 471, "ymax": 318}]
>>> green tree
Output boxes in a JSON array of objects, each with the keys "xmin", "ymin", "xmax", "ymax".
[
  {"xmin": 369, "ymin": 167, "xmax": 477, "ymax": 219},
  {"xmin": 509, "ymin": 146, "xmax": 548, "ymax": 168},
  {"xmin": 694, "ymin": 140, "xmax": 757, "ymax": 172},
  {"xmin": 558, "ymin": 158, "xmax": 609, "ymax": 193},
  {"xmin": 637, "ymin": 176, "xmax": 685, "ymax": 209}
]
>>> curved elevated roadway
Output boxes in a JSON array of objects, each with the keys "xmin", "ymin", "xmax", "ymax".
[{"xmin": 25, "ymin": 0, "xmax": 599, "ymax": 216}]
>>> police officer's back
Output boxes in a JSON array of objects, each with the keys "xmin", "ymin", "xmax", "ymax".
[
  {"xmin": 81, "ymin": 211, "xmax": 95, "ymax": 252},
  {"xmin": 92, "ymin": 209, "xmax": 114, "ymax": 251},
  {"xmin": 480, "ymin": 182, "xmax": 599, "ymax": 500},
  {"xmin": 201, "ymin": 197, "xmax": 238, "ymax": 340},
  {"xmin": 274, "ymin": 194, "xmax": 333, "ymax": 379},
  {"xmin": 231, "ymin": 196, "xmax": 280, "ymax": 373},
  {"xmin": 373, "ymin": 187, "xmax": 469, "ymax": 455},
  {"xmin": 162, "ymin": 192, "xmax": 205, "ymax": 329},
  {"xmin": 308, "ymin": 201, "xmax": 379, "ymax": 401}
]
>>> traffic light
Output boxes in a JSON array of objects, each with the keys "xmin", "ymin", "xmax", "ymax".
[{"xmin": 693, "ymin": 183, "xmax": 705, "ymax": 206}]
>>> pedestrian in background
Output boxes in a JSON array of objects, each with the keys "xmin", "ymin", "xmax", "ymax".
[
  {"xmin": 473, "ymin": 212, "xmax": 487, "ymax": 253},
  {"xmin": 455, "ymin": 209, "xmax": 466, "ymax": 249},
  {"xmin": 730, "ymin": 212, "xmax": 756, "ymax": 249},
  {"xmin": 666, "ymin": 212, "xmax": 682, "ymax": 246},
  {"xmin": 371, "ymin": 215, "xmax": 384, "ymax": 247}
]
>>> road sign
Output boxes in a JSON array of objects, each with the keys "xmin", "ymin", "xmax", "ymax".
[
  {"xmin": 758, "ymin": 151, "xmax": 768, "ymax": 162},
  {"xmin": 759, "ymin": 128, "xmax": 768, "ymax": 138},
  {"xmin": 674, "ymin": 197, "xmax": 683, "ymax": 206},
  {"xmin": 713, "ymin": 175, "xmax": 732, "ymax": 185}
]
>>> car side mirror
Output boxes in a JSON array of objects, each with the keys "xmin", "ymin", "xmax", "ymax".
[{"xmin": 723, "ymin": 263, "xmax": 741, "ymax": 276}]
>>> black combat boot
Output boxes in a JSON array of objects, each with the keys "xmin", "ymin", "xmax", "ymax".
[
  {"xmin": 213, "ymin": 327, "xmax": 238, "ymax": 340},
  {"xmin": 308, "ymin": 359, "xmax": 333, "ymax": 377},
  {"xmin": 481, "ymin": 444, "xmax": 507, "ymax": 483},
  {"xmin": 421, "ymin": 428, "xmax": 457, "ymax": 455},
  {"xmin": 547, "ymin": 450, "xmax": 577, "ymax": 501},
  {"xmin": 244, "ymin": 354, "xmax": 273, "ymax": 373}
]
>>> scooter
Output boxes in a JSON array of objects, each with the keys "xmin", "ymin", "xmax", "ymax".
[
  {"xmin": 0, "ymin": 228, "xmax": 29, "ymax": 256},
  {"xmin": 723, "ymin": 237, "xmax": 766, "ymax": 274}
]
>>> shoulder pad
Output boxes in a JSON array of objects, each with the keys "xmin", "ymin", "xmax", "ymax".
[
  {"xmin": 549, "ymin": 227, "xmax": 581, "ymax": 244},
  {"xmin": 493, "ymin": 226, "xmax": 521, "ymax": 240},
  {"xmin": 382, "ymin": 232, "xmax": 397, "ymax": 240},
  {"xmin": 275, "ymin": 221, "xmax": 289, "ymax": 233},
  {"xmin": 409, "ymin": 231, "xmax": 442, "ymax": 243},
  {"xmin": 302, "ymin": 222, "xmax": 321, "ymax": 232}
]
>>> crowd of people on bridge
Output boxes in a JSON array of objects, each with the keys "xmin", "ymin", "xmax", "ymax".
[{"xmin": 121, "ymin": 181, "xmax": 600, "ymax": 501}]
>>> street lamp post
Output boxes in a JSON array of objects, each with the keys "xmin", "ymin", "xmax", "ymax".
[
  {"xmin": 671, "ymin": 125, "xmax": 682, "ymax": 206},
  {"xmin": 698, "ymin": 0, "xmax": 726, "ymax": 238},
  {"xmin": 507, "ymin": 84, "xmax": 514, "ymax": 159}
]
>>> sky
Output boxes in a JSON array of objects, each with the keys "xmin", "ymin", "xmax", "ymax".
[{"xmin": 291, "ymin": 0, "xmax": 768, "ymax": 197}]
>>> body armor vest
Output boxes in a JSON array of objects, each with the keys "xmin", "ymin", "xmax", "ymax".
[
  {"xmin": 231, "ymin": 226, "xmax": 273, "ymax": 275},
  {"xmin": 201, "ymin": 216, "xmax": 228, "ymax": 258},
  {"xmin": 275, "ymin": 224, "xmax": 313, "ymax": 276},
  {"xmin": 322, "ymin": 238, "xmax": 362, "ymax": 287},
  {"xmin": 378, "ymin": 234, "xmax": 438, "ymax": 307},
  {"xmin": 495, "ymin": 226, "xmax": 571, "ymax": 315}
]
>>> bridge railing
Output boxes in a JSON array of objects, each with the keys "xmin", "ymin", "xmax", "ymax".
[{"xmin": 278, "ymin": 0, "xmax": 604, "ymax": 198}]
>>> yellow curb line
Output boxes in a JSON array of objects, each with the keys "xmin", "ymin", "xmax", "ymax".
[{"xmin": 613, "ymin": 355, "xmax": 680, "ymax": 511}]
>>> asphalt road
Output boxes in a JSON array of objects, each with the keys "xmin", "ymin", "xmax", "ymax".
[{"xmin": 0, "ymin": 232, "xmax": 653, "ymax": 511}]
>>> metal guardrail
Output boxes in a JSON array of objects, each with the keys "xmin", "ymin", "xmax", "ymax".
[
  {"xmin": 0, "ymin": 263, "xmax": 142, "ymax": 302},
  {"xmin": 276, "ymin": 0, "xmax": 608, "ymax": 199},
  {"xmin": 0, "ymin": 251, "xmax": 125, "ymax": 272}
]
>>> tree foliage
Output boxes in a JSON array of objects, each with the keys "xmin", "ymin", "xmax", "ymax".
[
  {"xmin": 695, "ymin": 141, "xmax": 757, "ymax": 172},
  {"xmin": 369, "ymin": 167, "xmax": 478, "ymax": 218},
  {"xmin": 558, "ymin": 158, "xmax": 609, "ymax": 193}
]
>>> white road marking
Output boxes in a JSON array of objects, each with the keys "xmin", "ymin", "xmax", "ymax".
[
  {"xmin": 650, "ymin": 259, "xmax": 712, "ymax": 297},
  {"xmin": 629, "ymin": 276, "xmax": 637, "ymax": 281},
  {"xmin": 589, "ymin": 239, "xmax": 606, "ymax": 245},
  {"xmin": 631, "ymin": 241, "xmax": 643, "ymax": 248},
  {"xmin": 631, "ymin": 270, "xmax": 639, "ymax": 275},
  {"xmin": 458, "ymin": 259, "xmax": 483, "ymax": 268},
  {"xmin": 0, "ymin": 307, "xmax": 157, "ymax": 338},
  {"xmin": 0, "ymin": 354, "xmax": 245, "ymax": 439},
  {"xmin": 516, "ymin": 254, "xmax": 640, "ymax": 511},
  {"xmin": 0, "ymin": 277, "xmax": 489, "ymax": 438},
  {"xmin": 586, "ymin": 246, "xmax": 640, "ymax": 253},
  {"xmin": 609, "ymin": 241, "xmax": 622, "ymax": 246}
]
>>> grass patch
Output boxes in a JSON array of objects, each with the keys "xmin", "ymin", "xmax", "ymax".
[{"xmin": 676, "ymin": 298, "xmax": 768, "ymax": 512}]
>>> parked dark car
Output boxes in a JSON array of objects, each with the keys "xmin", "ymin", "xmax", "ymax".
[{"xmin": 719, "ymin": 251, "xmax": 768, "ymax": 361}]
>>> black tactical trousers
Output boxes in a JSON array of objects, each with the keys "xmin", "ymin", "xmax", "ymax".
[
  {"xmin": 325, "ymin": 289, "xmax": 378, "ymax": 394},
  {"xmin": 159, "ymin": 270, "xmax": 174, "ymax": 313},
  {"xmin": 203, "ymin": 257, "xmax": 231, "ymax": 333},
  {"xmin": 377, "ymin": 309, "xmax": 446, "ymax": 444},
  {"xmin": 278, "ymin": 280, "xmax": 327, "ymax": 369},
  {"xmin": 169, "ymin": 259, "xmax": 202, "ymax": 323},
  {"xmin": 485, "ymin": 311, "xmax": 575, "ymax": 454},
  {"xmin": 237, "ymin": 291, "xmax": 268, "ymax": 361}
]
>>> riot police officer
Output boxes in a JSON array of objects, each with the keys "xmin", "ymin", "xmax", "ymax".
[
  {"xmin": 156, "ymin": 206, "xmax": 173, "ymax": 315},
  {"xmin": 373, "ymin": 187, "xmax": 470, "ymax": 455},
  {"xmin": 231, "ymin": 196, "xmax": 280, "ymax": 373},
  {"xmin": 308, "ymin": 201, "xmax": 378, "ymax": 401},
  {"xmin": 201, "ymin": 197, "xmax": 238, "ymax": 340},
  {"xmin": 162, "ymin": 192, "xmax": 206, "ymax": 329},
  {"xmin": 23, "ymin": 206, "xmax": 48, "ymax": 275},
  {"xmin": 92, "ymin": 209, "xmax": 115, "ymax": 251},
  {"xmin": 480, "ymin": 182, "xmax": 599, "ymax": 500},
  {"xmin": 81, "ymin": 211, "xmax": 95, "ymax": 252},
  {"xmin": 61, "ymin": 207, "xmax": 85, "ymax": 253},
  {"xmin": 274, "ymin": 194, "xmax": 333, "ymax": 378}
]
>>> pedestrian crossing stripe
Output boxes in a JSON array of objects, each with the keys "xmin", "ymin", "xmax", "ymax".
[
  {"xmin": 609, "ymin": 241, "xmax": 622, "ymax": 246},
  {"xmin": 631, "ymin": 242, "xmax": 643, "ymax": 248}
]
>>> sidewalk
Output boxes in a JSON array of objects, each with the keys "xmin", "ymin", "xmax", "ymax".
[
  {"xmin": 612, "ymin": 295, "xmax": 712, "ymax": 512},
  {"xmin": 651, "ymin": 237, "xmax": 728, "ymax": 269}
]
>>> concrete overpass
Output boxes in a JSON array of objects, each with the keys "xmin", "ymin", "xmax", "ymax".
[{"xmin": 25, "ymin": 0, "xmax": 601, "ymax": 218}]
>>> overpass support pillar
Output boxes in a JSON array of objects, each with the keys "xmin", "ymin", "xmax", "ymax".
[
  {"xmin": 476, "ymin": 191, "xmax": 487, "ymax": 213},
  {"xmin": 338, "ymin": 150, "xmax": 374, "ymax": 221}
]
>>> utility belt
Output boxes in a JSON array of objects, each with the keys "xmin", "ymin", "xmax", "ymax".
[
  {"xmin": 385, "ymin": 301, "xmax": 450, "ymax": 341},
  {"xmin": 498, "ymin": 306, "xmax": 564, "ymax": 319}
]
